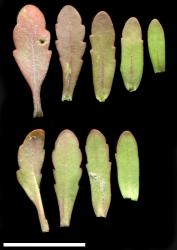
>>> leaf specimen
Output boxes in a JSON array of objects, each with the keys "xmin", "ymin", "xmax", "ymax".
[
  {"xmin": 55, "ymin": 5, "xmax": 86, "ymax": 101},
  {"xmin": 13, "ymin": 5, "xmax": 52, "ymax": 117},
  {"xmin": 52, "ymin": 130, "xmax": 82, "ymax": 226},
  {"xmin": 148, "ymin": 19, "xmax": 165, "ymax": 73},
  {"xmin": 115, "ymin": 131, "xmax": 139, "ymax": 201},
  {"xmin": 120, "ymin": 17, "xmax": 143, "ymax": 92},
  {"xmin": 16, "ymin": 129, "xmax": 49, "ymax": 232},
  {"xmin": 85, "ymin": 129, "xmax": 111, "ymax": 217},
  {"xmin": 90, "ymin": 12, "xmax": 116, "ymax": 102}
]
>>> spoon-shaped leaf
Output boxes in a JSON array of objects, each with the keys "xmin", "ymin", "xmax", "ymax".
[
  {"xmin": 120, "ymin": 17, "xmax": 143, "ymax": 92},
  {"xmin": 85, "ymin": 129, "xmax": 111, "ymax": 217},
  {"xmin": 90, "ymin": 12, "xmax": 116, "ymax": 102},
  {"xmin": 148, "ymin": 19, "xmax": 165, "ymax": 73},
  {"xmin": 55, "ymin": 5, "xmax": 86, "ymax": 101},
  {"xmin": 115, "ymin": 131, "xmax": 139, "ymax": 201},
  {"xmin": 17, "ymin": 129, "xmax": 49, "ymax": 232},
  {"xmin": 52, "ymin": 130, "xmax": 82, "ymax": 227},
  {"xmin": 13, "ymin": 5, "xmax": 52, "ymax": 117}
]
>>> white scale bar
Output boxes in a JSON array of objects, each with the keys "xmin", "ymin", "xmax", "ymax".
[{"xmin": 3, "ymin": 243, "xmax": 86, "ymax": 247}]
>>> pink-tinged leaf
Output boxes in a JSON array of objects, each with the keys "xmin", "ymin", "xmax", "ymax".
[
  {"xmin": 17, "ymin": 129, "xmax": 49, "ymax": 232},
  {"xmin": 13, "ymin": 5, "xmax": 52, "ymax": 117},
  {"xmin": 55, "ymin": 5, "xmax": 86, "ymax": 101}
]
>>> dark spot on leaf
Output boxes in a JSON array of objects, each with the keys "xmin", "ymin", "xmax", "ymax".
[
  {"xmin": 38, "ymin": 39, "xmax": 46, "ymax": 45},
  {"xmin": 40, "ymin": 39, "xmax": 45, "ymax": 43}
]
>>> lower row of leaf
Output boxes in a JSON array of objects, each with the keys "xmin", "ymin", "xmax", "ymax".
[{"xmin": 17, "ymin": 129, "xmax": 139, "ymax": 232}]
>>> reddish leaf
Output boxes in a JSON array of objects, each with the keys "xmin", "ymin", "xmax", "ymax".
[
  {"xmin": 13, "ymin": 5, "xmax": 52, "ymax": 117},
  {"xmin": 55, "ymin": 5, "xmax": 86, "ymax": 101}
]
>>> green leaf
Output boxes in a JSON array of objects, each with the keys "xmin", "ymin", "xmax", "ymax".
[
  {"xmin": 85, "ymin": 129, "xmax": 111, "ymax": 217},
  {"xmin": 17, "ymin": 129, "xmax": 49, "ymax": 232},
  {"xmin": 148, "ymin": 19, "xmax": 165, "ymax": 73},
  {"xmin": 52, "ymin": 130, "xmax": 82, "ymax": 227},
  {"xmin": 115, "ymin": 131, "xmax": 139, "ymax": 201},
  {"xmin": 90, "ymin": 11, "xmax": 116, "ymax": 102},
  {"xmin": 55, "ymin": 5, "xmax": 86, "ymax": 101},
  {"xmin": 120, "ymin": 17, "xmax": 143, "ymax": 92}
]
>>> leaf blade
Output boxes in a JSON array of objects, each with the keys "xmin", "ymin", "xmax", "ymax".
[
  {"xmin": 55, "ymin": 5, "xmax": 86, "ymax": 101},
  {"xmin": 17, "ymin": 129, "xmax": 49, "ymax": 232},
  {"xmin": 120, "ymin": 17, "xmax": 143, "ymax": 92},
  {"xmin": 85, "ymin": 129, "xmax": 111, "ymax": 217},
  {"xmin": 148, "ymin": 19, "xmax": 165, "ymax": 73},
  {"xmin": 115, "ymin": 131, "xmax": 139, "ymax": 201},
  {"xmin": 90, "ymin": 11, "xmax": 116, "ymax": 102},
  {"xmin": 13, "ymin": 5, "xmax": 52, "ymax": 117},
  {"xmin": 52, "ymin": 129, "xmax": 82, "ymax": 226}
]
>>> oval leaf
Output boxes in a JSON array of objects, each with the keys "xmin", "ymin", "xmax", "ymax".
[
  {"xmin": 120, "ymin": 17, "xmax": 143, "ymax": 92},
  {"xmin": 55, "ymin": 5, "xmax": 86, "ymax": 101},
  {"xmin": 148, "ymin": 19, "xmax": 165, "ymax": 73},
  {"xmin": 85, "ymin": 129, "xmax": 111, "ymax": 217},
  {"xmin": 17, "ymin": 129, "xmax": 49, "ymax": 232},
  {"xmin": 90, "ymin": 11, "xmax": 116, "ymax": 102},
  {"xmin": 115, "ymin": 131, "xmax": 139, "ymax": 201},
  {"xmin": 13, "ymin": 5, "xmax": 52, "ymax": 117},
  {"xmin": 52, "ymin": 129, "xmax": 82, "ymax": 226}
]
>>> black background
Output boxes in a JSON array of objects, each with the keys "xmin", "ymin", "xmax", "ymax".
[{"xmin": 0, "ymin": 0, "xmax": 177, "ymax": 248}]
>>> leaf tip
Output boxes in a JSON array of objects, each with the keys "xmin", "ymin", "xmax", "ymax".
[
  {"xmin": 54, "ymin": 129, "xmax": 80, "ymax": 150},
  {"xmin": 27, "ymin": 129, "xmax": 45, "ymax": 141},
  {"xmin": 57, "ymin": 4, "xmax": 81, "ymax": 23},
  {"xmin": 88, "ymin": 129, "xmax": 105, "ymax": 140},
  {"xmin": 17, "ymin": 4, "xmax": 45, "ymax": 26},
  {"xmin": 92, "ymin": 11, "xmax": 113, "ymax": 33},
  {"xmin": 118, "ymin": 130, "xmax": 136, "ymax": 143},
  {"xmin": 149, "ymin": 18, "xmax": 162, "ymax": 28},
  {"xmin": 122, "ymin": 17, "xmax": 142, "ymax": 39}
]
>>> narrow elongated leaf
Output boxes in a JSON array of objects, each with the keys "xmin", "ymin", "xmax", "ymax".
[
  {"xmin": 55, "ymin": 5, "xmax": 86, "ymax": 101},
  {"xmin": 52, "ymin": 130, "xmax": 82, "ymax": 226},
  {"xmin": 115, "ymin": 131, "xmax": 139, "ymax": 201},
  {"xmin": 148, "ymin": 19, "xmax": 165, "ymax": 73},
  {"xmin": 13, "ymin": 5, "xmax": 52, "ymax": 117},
  {"xmin": 120, "ymin": 17, "xmax": 143, "ymax": 92},
  {"xmin": 90, "ymin": 12, "xmax": 116, "ymax": 102},
  {"xmin": 85, "ymin": 129, "xmax": 111, "ymax": 217},
  {"xmin": 17, "ymin": 129, "xmax": 49, "ymax": 232}
]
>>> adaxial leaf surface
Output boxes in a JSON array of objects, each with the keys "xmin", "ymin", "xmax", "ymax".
[
  {"xmin": 115, "ymin": 131, "xmax": 139, "ymax": 201},
  {"xmin": 120, "ymin": 17, "xmax": 143, "ymax": 92},
  {"xmin": 52, "ymin": 130, "xmax": 82, "ymax": 226},
  {"xmin": 90, "ymin": 11, "xmax": 116, "ymax": 102},
  {"xmin": 148, "ymin": 19, "xmax": 165, "ymax": 73},
  {"xmin": 55, "ymin": 5, "xmax": 86, "ymax": 101},
  {"xmin": 17, "ymin": 129, "xmax": 49, "ymax": 232},
  {"xmin": 13, "ymin": 5, "xmax": 52, "ymax": 117},
  {"xmin": 85, "ymin": 129, "xmax": 111, "ymax": 217}
]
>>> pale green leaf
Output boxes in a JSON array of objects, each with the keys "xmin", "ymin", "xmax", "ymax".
[
  {"xmin": 85, "ymin": 129, "xmax": 111, "ymax": 217},
  {"xmin": 90, "ymin": 11, "xmax": 116, "ymax": 102},
  {"xmin": 17, "ymin": 129, "xmax": 49, "ymax": 232},
  {"xmin": 115, "ymin": 131, "xmax": 139, "ymax": 201},
  {"xmin": 148, "ymin": 19, "xmax": 165, "ymax": 73},
  {"xmin": 120, "ymin": 17, "xmax": 143, "ymax": 92},
  {"xmin": 52, "ymin": 130, "xmax": 82, "ymax": 227}
]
